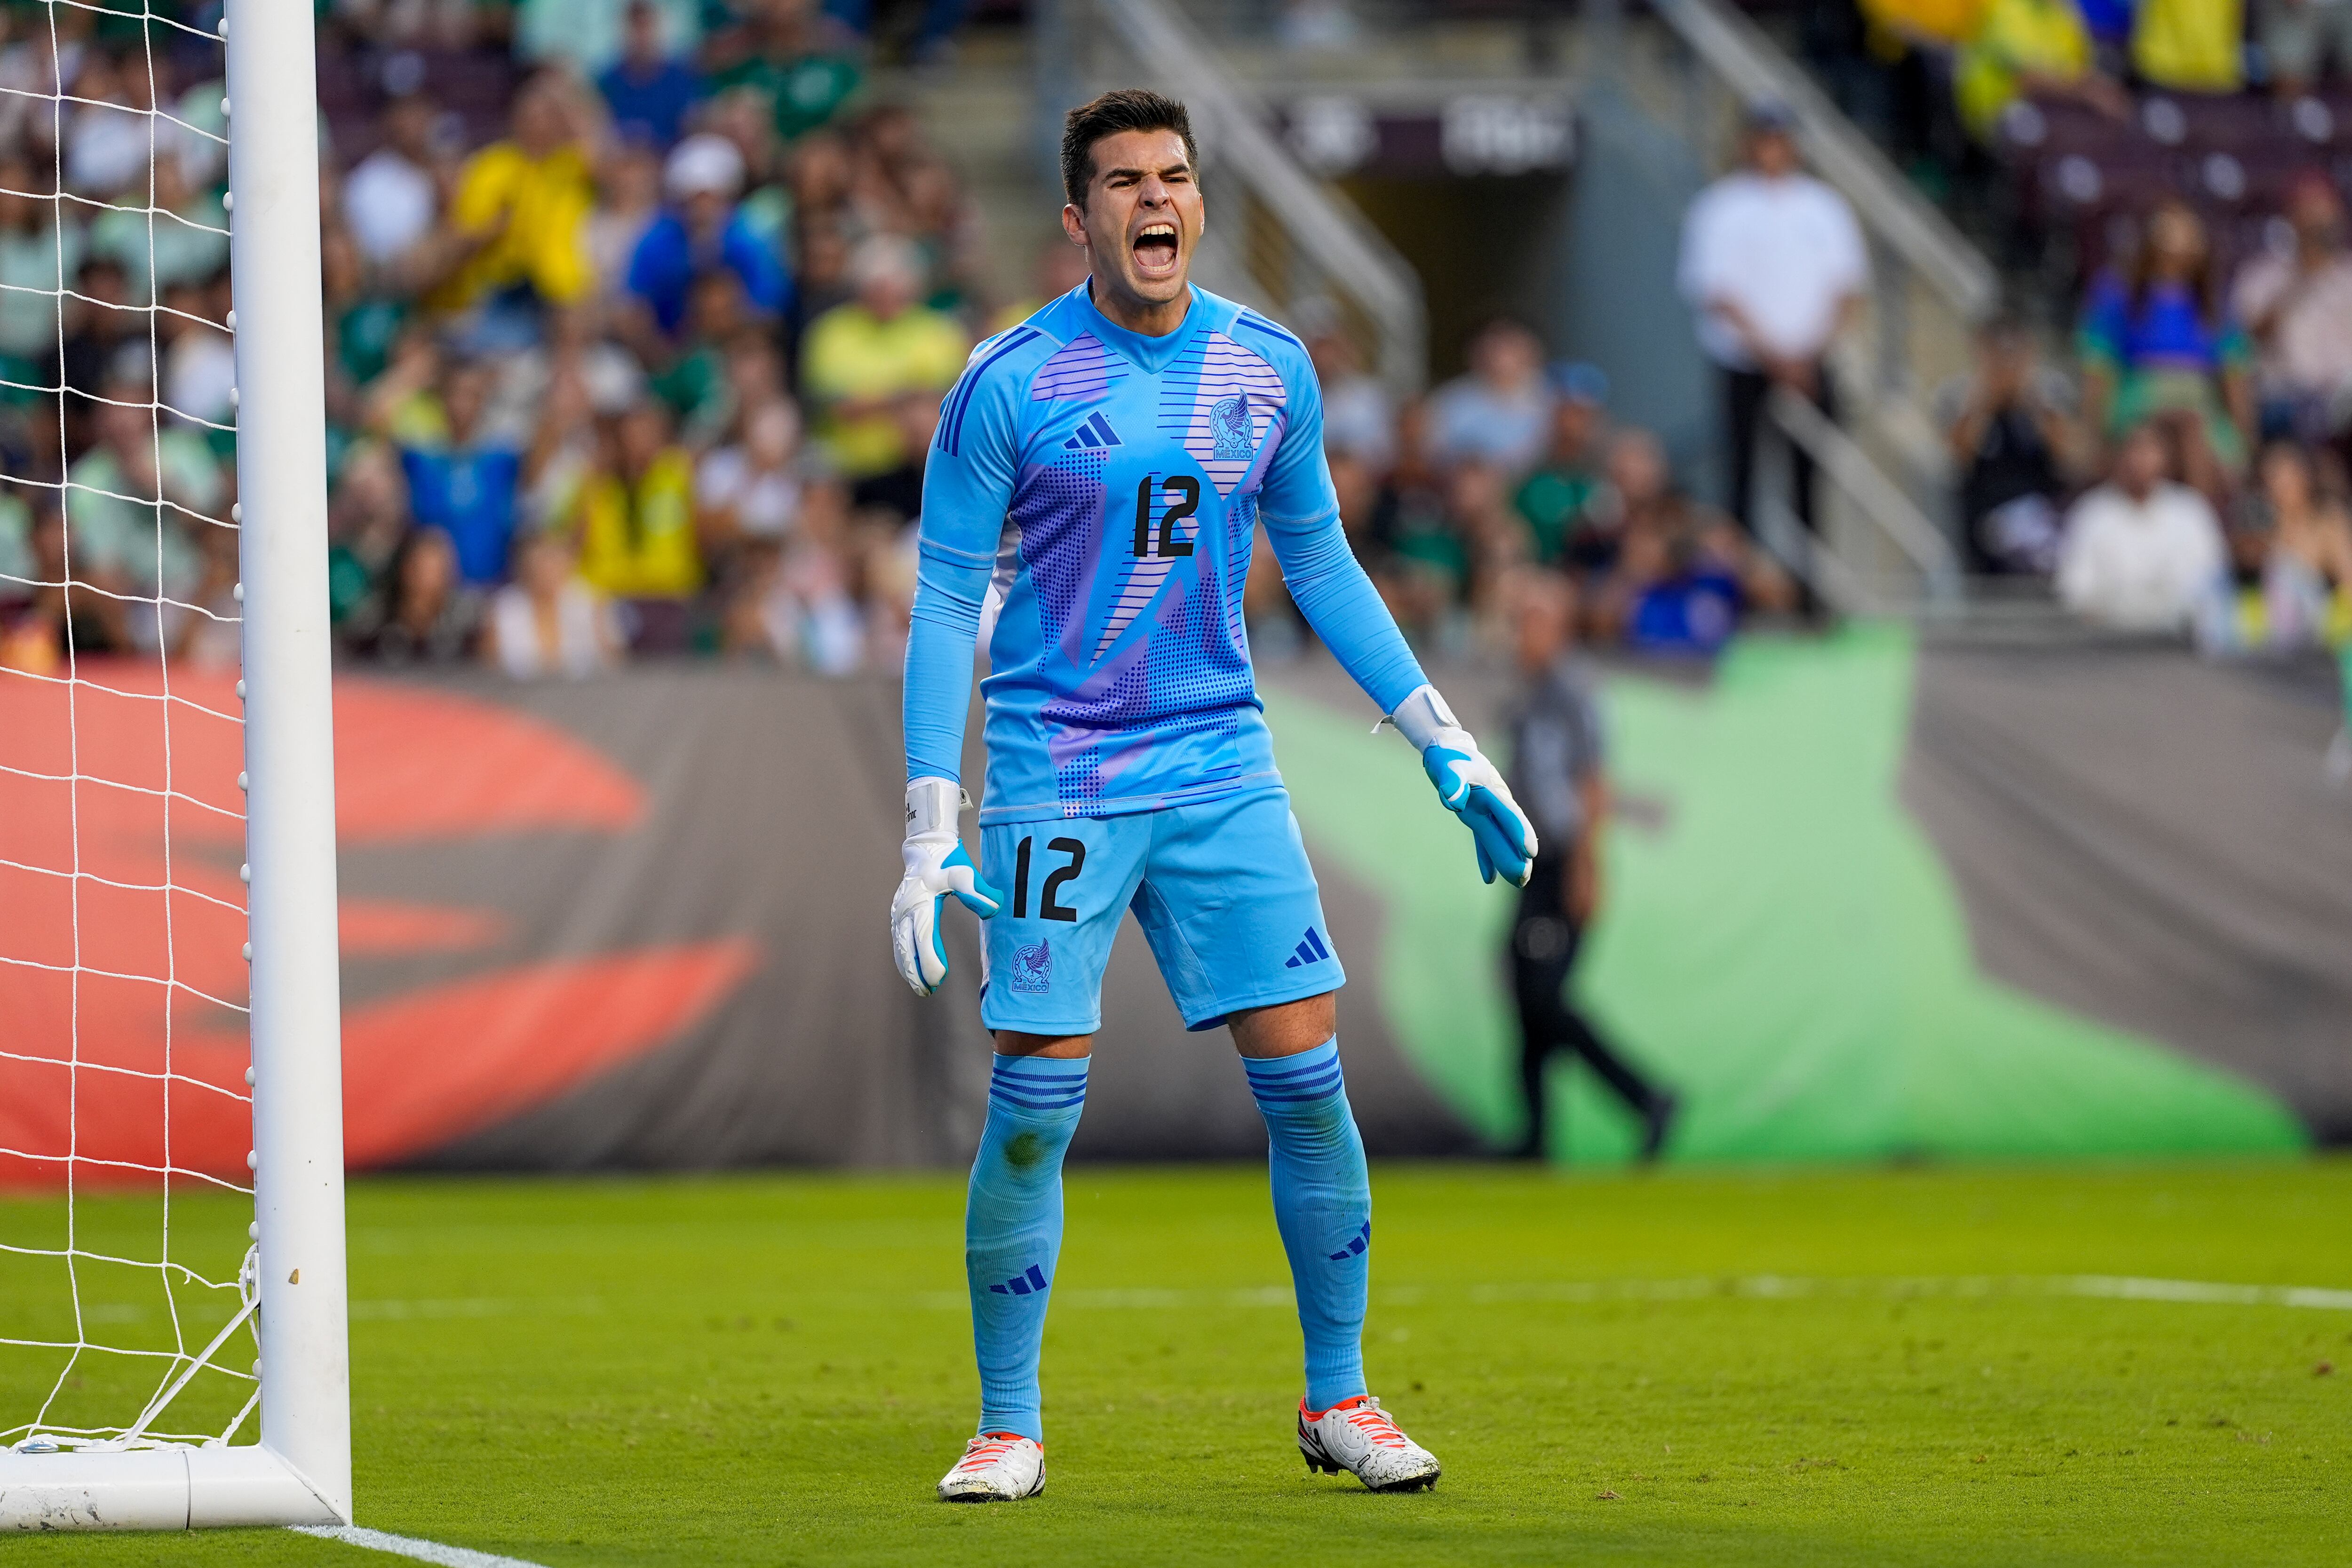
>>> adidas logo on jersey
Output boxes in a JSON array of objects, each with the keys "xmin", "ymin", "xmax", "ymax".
[
  {"xmin": 1063, "ymin": 412, "xmax": 1120, "ymax": 449},
  {"xmin": 988, "ymin": 1264, "xmax": 1050, "ymax": 1296},
  {"xmin": 1283, "ymin": 927, "xmax": 1331, "ymax": 969}
]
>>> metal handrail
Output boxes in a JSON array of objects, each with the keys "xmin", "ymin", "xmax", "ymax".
[
  {"xmin": 1647, "ymin": 0, "xmax": 1999, "ymax": 325},
  {"xmin": 1083, "ymin": 0, "xmax": 1430, "ymax": 395},
  {"xmin": 1769, "ymin": 386, "xmax": 1964, "ymax": 610}
]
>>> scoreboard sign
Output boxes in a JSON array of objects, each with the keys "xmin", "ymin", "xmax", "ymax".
[{"xmin": 1280, "ymin": 93, "xmax": 1576, "ymax": 178}]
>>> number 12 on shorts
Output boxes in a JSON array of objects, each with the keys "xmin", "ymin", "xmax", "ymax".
[{"xmin": 1011, "ymin": 836, "xmax": 1086, "ymax": 921}]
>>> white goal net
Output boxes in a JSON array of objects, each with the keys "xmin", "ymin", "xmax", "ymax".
[{"xmin": 0, "ymin": 0, "xmax": 348, "ymax": 1531}]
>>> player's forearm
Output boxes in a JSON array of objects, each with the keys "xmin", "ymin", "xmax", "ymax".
[
  {"xmin": 1266, "ymin": 509, "xmax": 1427, "ymax": 714},
  {"xmin": 901, "ymin": 549, "xmax": 991, "ymax": 783}
]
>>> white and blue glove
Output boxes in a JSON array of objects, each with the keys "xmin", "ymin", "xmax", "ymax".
[
  {"xmin": 1389, "ymin": 684, "xmax": 1539, "ymax": 887},
  {"xmin": 890, "ymin": 776, "xmax": 1002, "ymax": 995}
]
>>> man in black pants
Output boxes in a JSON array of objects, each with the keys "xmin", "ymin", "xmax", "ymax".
[{"xmin": 1501, "ymin": 572, "xmax": 1677, "ymax": 1162}]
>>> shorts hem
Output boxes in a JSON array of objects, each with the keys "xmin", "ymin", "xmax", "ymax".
[
  {"xmin": 977, "ymin": 1008, "xmax": 1105, "ymax": 1037},
  {"xmin": 1176, "ymin": 970, "xmax": 1344, "ymax": 1032}
]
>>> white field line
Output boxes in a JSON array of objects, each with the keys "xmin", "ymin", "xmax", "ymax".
[
  {"xmin": 907, "ymin": 1274, "xmax": 2352, "ymax": 1313},
  {"xmin": 292, "ymin": 1524, "xmax": 550, "ymax": 1568}
]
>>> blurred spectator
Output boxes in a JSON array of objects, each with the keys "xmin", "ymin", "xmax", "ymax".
[
  {"xmin": 65, "ymin": 381, "xmax": 220, "ymax": 646},
  {"xmin": 2131, "ymin": 0, "xmax": 2244, "ymax": 90},
  {"xmin": 87, "ymin": 151, "xmax": 226, "ymax": 305},
  {"xmin": 326, "ymin": 440, "xmax": 413, "ymax": 626},
  {"xmin": 355, "ymin": 526, "xmax": 480, "ymax": 664},
  {"xmin": 1365, "ymin": 400, "xmax": 1468, "ymax": 639},
  {"xmin": 1587, "ymin": 429, "xmax": 1795, "ymax": 653},
  {"xmin": 2215, "ymin": 440, "xmax": 2352, "ymax": 650},
  {"xmin": 707, "ymin": 0, "xmax": 862, "ymax": 145},
  {"xmin": 729, "ymin": 474, "xmax": 865, "ymax": 671},
  {"xmin": 989, "ymin": 234, "xmax": 1090, "ymax": 334},
  {"xmin": 569, "ymin": 400, "xmax": 703, "ymax": 635},
  {"xmin": 65, "ymin": 50, "xmax": 153, "ymax": 199},
  {"xmin": 850, "ymin": 387, "xmax": 939, "ymax": 522},
  {"xmin": 1500, "ymin": 568, "xmax": 1676, "ymax": 1162},
  {"xmin": 1308, "ymin": 320, "xmax": 1396, "ymax": 473},
  {"xmin": 598, "ymin": 0, "xmax": 705, "ymax": 150},
  {"xmin": 587, "ymin": 142, "xmax": 665, "ymax": 292},
  {"xmin": 1, "ymin": 503, "xmax": 127, "ymax": 669},
  {"xmin": 398, "ymin": 359, "xmax": 525, "ymax": 585},
  {"xmin": 800, "ymin": 234, "xmax": 964, "ymax": 479},
  {"xmin": 1938, "ymin": 315, "xmax": 2081, "ymax": 573},
  {"xmin": 1955, "ymin": 0, "xmax": 2130, "ymax": 141},
  {"xmin": 646, "ymin": 275, "xmax": 755, "ymax": 443},
  {"xmin": 342, "ymin": 94, "xmax": 446, "ymax": 276},
  {"xmin": 1678, "ymin": 102, "xmax": 1868, "ymax": 541},
  {"xmin": 2078, "ymin": 199, "xmax": 2254, "ymax": 495},
  {"xmin": 485, "ymin": 528, "xmax": 624, "ymax": 676},
  {"xmin": 625, "ymin": 133, "xmax": 791, "ymax": 340},
  {"xmin": 517, "ymin": 0, "xmax": 699, "ymax": 79},
  {"xmin": 436, "ymin": 72, "xmax": 602, "ymax": 318},
  {"xmin": 1427, "ymin": 318, "xmax": 1553, "ymax": 475},
  {"xmin": 699, "ymin": 396, "xmax": 805, "ymax": 549},
  {"xmin": 2257, "ymin": 0, "xmax": 2352, "ymax": 97},
  {"xmin": 159, "ymin": 280, "xmax": 237, "ymax": 432},
  {"xmin": 2057, "ymin": 422, "xmax": 2227, "ymax": 631},
  {"xmin": 173, "ymin": 509, "xmax": 244, "ymax": 670},
  {"xmin": 0, "ymin": 158, "xmax": 81, "ymax": 392},
  {"xmin": 56, "ymin": 257, "xmax": 137, "ymax": 427},
  {"xmin": 2230, "ymin": 173, "xmax": 2352, "ymax": 445},
  {"xmin": 1513, "ymin": 364, "xmax": 1611, "ymax": 570}
]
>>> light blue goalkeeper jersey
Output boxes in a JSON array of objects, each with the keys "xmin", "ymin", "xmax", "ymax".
[{"xmin": 903, "ymin": 282, "xmax": 1426, "ymax": 826}]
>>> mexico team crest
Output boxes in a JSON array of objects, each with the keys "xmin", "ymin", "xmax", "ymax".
[
  {"xmin": 1210, "ymin": 392, "xmax": 1254, "ymax": 460},
  {"xmin": 1010, "ymin": 938, "xmax": 1053, "ymax": 993}
]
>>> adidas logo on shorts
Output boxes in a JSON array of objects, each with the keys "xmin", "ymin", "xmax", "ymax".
[{"xmin": 1283, "ymin": 927, "xmax": 1331, "ymax": 969}]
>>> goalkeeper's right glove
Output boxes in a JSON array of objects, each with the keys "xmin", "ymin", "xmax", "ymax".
[
  {"xmin": 890, "ymin": 776, "xmax": 1002, "ymax": 995},
  {"xmin": 1387, "ymin": 684, "xmax": 1539, "ymax": 887}
]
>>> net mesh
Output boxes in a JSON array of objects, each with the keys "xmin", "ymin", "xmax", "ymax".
[{"xmin": 0, "ymin": 0, "xmax": 261, "ymax": 1453}]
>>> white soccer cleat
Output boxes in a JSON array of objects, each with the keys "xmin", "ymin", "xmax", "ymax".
[
  {"xmin": 937, "ymin": 1432, "xmax": 1045, "ymax": 1502},
  {"xmin": 1297, "ymin": 1394, "xmax": 1442, "ymax": 1492}
]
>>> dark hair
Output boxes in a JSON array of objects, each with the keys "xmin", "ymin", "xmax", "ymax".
[{"xmin": 1060, "ymin": 88, "xmax": 1198, "ymax": 209}]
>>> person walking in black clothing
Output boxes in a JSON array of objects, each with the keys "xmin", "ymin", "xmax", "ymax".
[{"xmin": 1502, "ymin": 572, "xmax": 1677, "ymax": 1162}]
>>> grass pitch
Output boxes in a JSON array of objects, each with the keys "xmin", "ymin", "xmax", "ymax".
[{"xmin": 6, "ymin": 1160, "xmax": 2349, "ymax": 1566}]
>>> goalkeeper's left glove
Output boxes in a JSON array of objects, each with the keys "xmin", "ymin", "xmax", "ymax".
[
  {"xmin": 890, "ymin": 776, "xmax": 1002, "ymax": 995},
  {"xmin": 1388, "ymin": 684, "xmax": 1538, "ymax": 887}
]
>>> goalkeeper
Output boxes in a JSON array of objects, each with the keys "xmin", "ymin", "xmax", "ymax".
[{"xmin": 890, "ymin": 88, "xmax": 1535, "ymax": 1504}]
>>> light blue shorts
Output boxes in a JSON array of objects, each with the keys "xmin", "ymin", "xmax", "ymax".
[{"xmin": 977, "ymin": 786, "xmax": 1343, "ymax": 1036}]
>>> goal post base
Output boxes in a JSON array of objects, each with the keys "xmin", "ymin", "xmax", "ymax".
[{"xmin": 0, "ymin": 1445, "xmax": 348, "ymax": 1532}]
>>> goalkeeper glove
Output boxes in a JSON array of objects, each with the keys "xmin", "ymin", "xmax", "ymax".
[
  {"xmin": 1388, "ymin": 684, "xmax": 1539, "ymax": 887},
  {"xmin": 890, "ymin": 776, "xmax": 1002, "ymax": 995}
]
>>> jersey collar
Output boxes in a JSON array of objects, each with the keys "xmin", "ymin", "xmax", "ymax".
[{"xmin": 1074, "ymin": 279, "xmax": 1208, "ymax": 375}]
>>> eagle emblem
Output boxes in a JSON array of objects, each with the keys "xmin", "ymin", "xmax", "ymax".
[{"xmin": 1210, "ymin": 392, "xmax": 1254, "ymax": 460}]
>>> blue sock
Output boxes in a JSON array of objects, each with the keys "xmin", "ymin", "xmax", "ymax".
[
  {"xmin": 1243, "ymin": 1040, "xmax": 1370, "ymax": 1411},
  {"xmin": 965, "ymin": 1053, "xmax": 1088, "ymax": 1441}
]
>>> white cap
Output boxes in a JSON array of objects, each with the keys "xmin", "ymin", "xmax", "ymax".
[{"xmin": 664, "ymin": 133, "xmax": 744, "ymax": 200}]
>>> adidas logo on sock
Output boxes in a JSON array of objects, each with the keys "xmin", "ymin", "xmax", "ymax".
[
  {"xmin": 1327, "ymin": 1220, "xmax": 1369, "ymax": 1262},
  {"xmin": 988, "ymin": 1264, "xmax": 1050, "ymax": 1297},
  {"xmin": 1063, "ymin": 412, "xmax": 1120, "ymax": 449},
  {"xmin": 1283, "ymin": 927, "xmax": 1332, "ymax": 969}
]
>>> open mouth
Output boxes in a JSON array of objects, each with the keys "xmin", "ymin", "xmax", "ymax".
[{"xmin": 1131, "ymin": 221, "xmax": 1180, "ymax": 277}]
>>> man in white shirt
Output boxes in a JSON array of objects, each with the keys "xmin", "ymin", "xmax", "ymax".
[
  {"xmin": 2056, "ymin": 422, "xmax": 2226, "ymax": 634},
  {"xmin": 342, "ymin": 94, "xmax": 444, "ymax": 276},
  {"xmin": 2229, "ymin": 171, "xmax": 2352, "ymax": 444},
  {"xmin": 1677, "ymin": 103, "xmax": 1868, "ymax": 547}
]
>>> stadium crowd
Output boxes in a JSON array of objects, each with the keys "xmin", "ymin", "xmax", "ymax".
[{"xmin": 1708, "ymin": 6, "xmax": 2352, "ymax": 649}]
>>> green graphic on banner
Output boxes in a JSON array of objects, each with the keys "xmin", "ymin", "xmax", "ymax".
[{"xmin": 1265, "ymin": 627, "xmax": 2304, "ymax": 1163}]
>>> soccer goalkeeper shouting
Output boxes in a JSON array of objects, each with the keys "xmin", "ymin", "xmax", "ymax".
[{"xmin": 890, "ymin": 88, "xmax": 1535, "ymax": 1502}]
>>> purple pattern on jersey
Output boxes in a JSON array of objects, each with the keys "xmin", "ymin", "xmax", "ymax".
[
  {"xmin": 1029, "ymin": 333, "xmax": 1122, "ymax": 402},
  {"xmin": 1160, "ymin": 333, "xmax": 1289, "ymax": 500},
  {"xmin": 1013, "ymin": 452, "xmax": 1107, "ymax": 653}
]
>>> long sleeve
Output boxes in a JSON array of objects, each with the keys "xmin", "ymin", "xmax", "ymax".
[{"xmin": 902, "ymin": 340, "xmax": 1023, "ymax": 782}]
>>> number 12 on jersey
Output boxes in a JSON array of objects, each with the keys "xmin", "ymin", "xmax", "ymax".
[{"xmin": 1133, "ymin": 475, "xmax": 1200, "ymax": 559}]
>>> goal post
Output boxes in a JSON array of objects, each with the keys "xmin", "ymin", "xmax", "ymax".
[{"xmin": 0, "ymin": 0, "xmax": 350, "ymax": 1532}]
